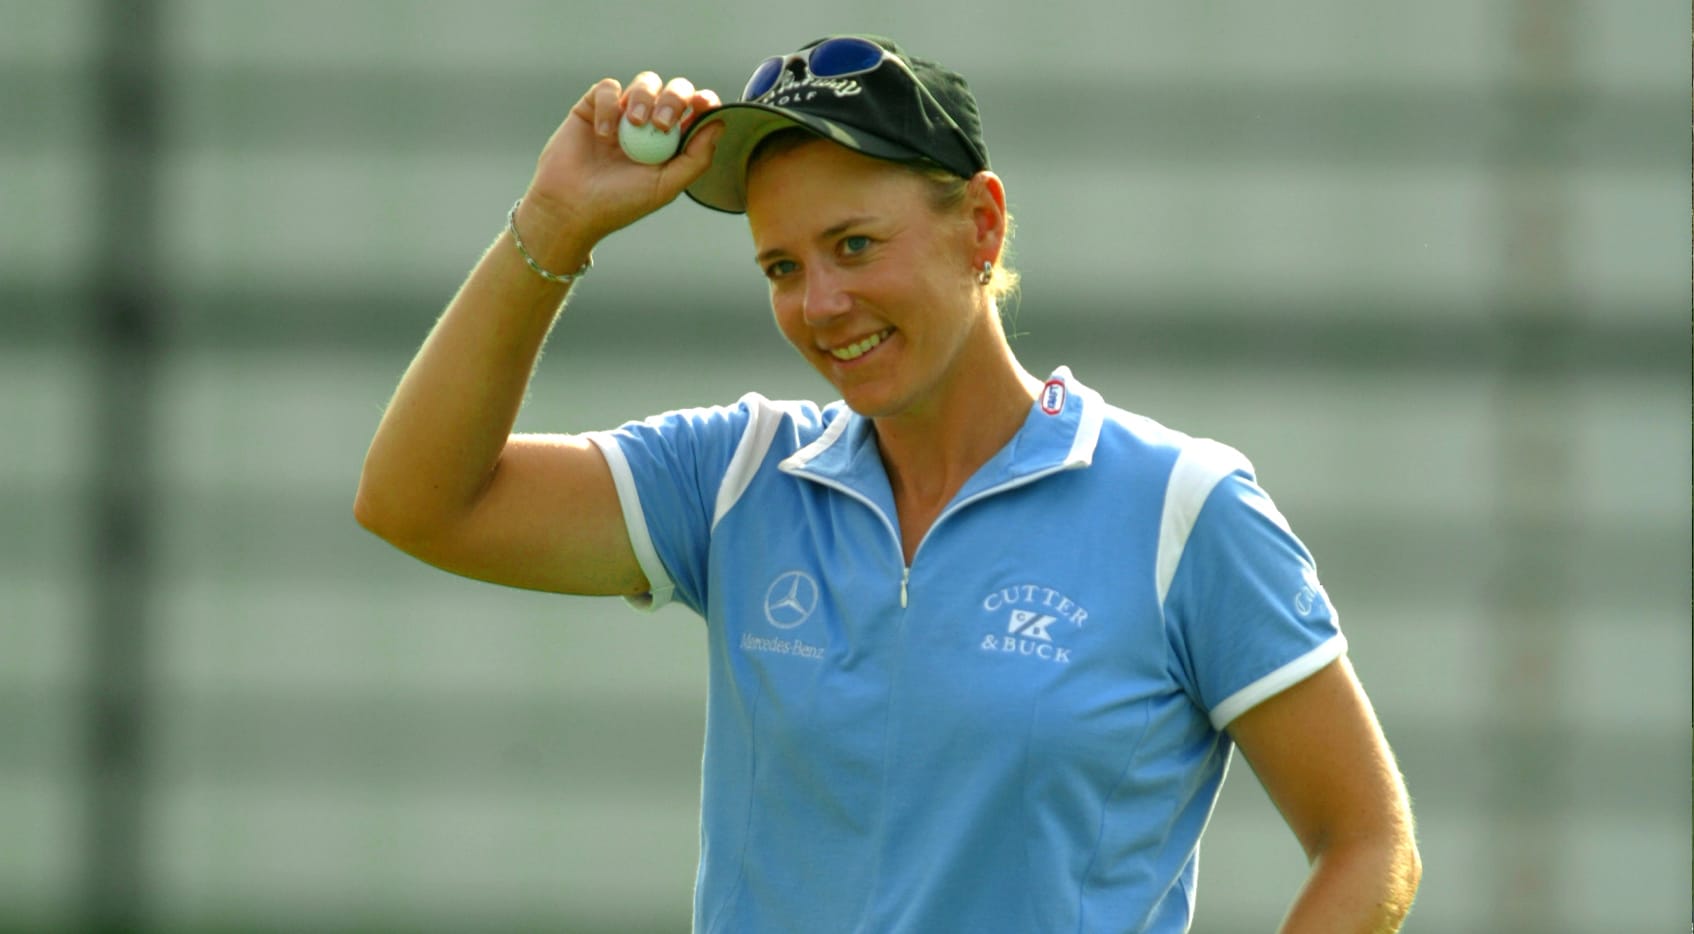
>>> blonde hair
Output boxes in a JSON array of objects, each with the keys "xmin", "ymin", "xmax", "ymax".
[
  {"xmin": 903, "ymin": 161, "xmax": 1020, "ymax": 303},
  {"xmin": 747, "ymin": 129, "xmax": 1021, "ymax": 303}
]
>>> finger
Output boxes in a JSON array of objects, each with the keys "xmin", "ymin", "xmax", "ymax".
[
  {"xmin": 591, "ymin": 79, "xmax": 623, "ymax": 137},
  {"xmin": 621, "ymin": 71, "xmax": 664, "ymax": 125},
  {"xmin": 571, "ymin": 77, "xmax": 621, "ymax": 132},
  {"xmin": 650, "ymin": 77, "xmax": 696, "ymax": 132},
  {"xmin": 679, "ymin": 89, "xmax": 722, "ymax": 132}
]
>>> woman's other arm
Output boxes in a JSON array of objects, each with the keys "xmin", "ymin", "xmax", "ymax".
[{"xmin": 1227, "ymin": 656, "xmax": 1423, "ymax": 933}]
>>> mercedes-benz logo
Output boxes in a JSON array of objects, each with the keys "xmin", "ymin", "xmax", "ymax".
[{"xmin": 764, "ymin": 570, "xmax": 819, "ymax": 629}]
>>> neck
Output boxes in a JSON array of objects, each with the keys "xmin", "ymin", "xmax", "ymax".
[{"xmin": 872, "ymin": 336, "xmax": 1041, "ymax": 510}]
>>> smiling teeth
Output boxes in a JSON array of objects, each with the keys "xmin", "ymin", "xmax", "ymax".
[{"xmin": 830, "ymin": 329, "xmax": 892, "ymax": 361}]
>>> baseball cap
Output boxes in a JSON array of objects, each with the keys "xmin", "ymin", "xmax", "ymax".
[{"xmin": 680, "ymin": 35, "xmax": 991, "ymax": 214}]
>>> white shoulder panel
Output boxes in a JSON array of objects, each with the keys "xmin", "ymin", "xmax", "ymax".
[
  {"xmin": 713, "ymin": 393, "xmax": 793, "ymax": 530},
  {"xmin": 1154, "ymin": 438, "xmax": 1254, "ymax": 609}
]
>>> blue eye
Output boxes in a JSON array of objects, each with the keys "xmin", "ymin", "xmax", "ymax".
[
  {"xmin": 842, "ymin": 235, "xmax": 871, "ymax": 255},
  {"xmin": 765, "ymin": 259, "xmax": 798, "ymax": 278}
]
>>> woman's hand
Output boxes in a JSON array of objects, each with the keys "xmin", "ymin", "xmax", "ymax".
[{"xmin": 520, "ymin": 72, "xmax": 724, "ymax": 255}]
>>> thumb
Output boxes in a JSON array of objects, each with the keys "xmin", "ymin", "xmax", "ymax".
[{"xmin": 658, "ymin": 121, "xmax": 726, "ymax": 191}]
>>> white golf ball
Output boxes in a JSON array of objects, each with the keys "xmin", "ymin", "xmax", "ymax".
[{"xmin": 618, "ymin": 115, "xmax": 683, "ymax": 164}]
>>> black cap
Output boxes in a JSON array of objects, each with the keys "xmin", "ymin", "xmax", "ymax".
[{"xmin": 681, "ymin": 35, "xmax": 990, "ymax": 214}]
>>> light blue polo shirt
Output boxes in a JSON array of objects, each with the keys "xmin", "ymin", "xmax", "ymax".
[{"xmin": 586, "ymin": 367, "xmax": 1345, "ymax": 933}]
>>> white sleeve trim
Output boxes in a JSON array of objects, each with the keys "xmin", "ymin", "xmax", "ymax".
[
  {"xmin": 1210, "ymin": 634, "xmax": 1348, "ymax": 730},
  {"xmin": 1155, "ymin": 438, "xmax": 1253, "ymax": 609},
  {"xmin": 584, "ymin": 431, "xmax": 675, "ymax": 613},
  {"xmin": 713, "ymin": 393, "xmax": 788, "ymax": 530}
]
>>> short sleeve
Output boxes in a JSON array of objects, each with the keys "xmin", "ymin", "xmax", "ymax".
[
  {"xmin": 584, "ymin": 398, "xmax": 758, "ymax": 616},
  {"xmin": 1159, "ymin": 448, "xmax": 1346, "ymax": 730}
]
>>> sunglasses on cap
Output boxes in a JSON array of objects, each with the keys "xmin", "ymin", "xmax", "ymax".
[{"xmin": 742, "ymin": 36, "xmax": 909, "ymax": 101}]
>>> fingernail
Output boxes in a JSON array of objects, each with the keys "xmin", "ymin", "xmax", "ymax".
[
  {"xmin": 598, "ymin": 119, "xmax": 613, "ymax": 136},
  {"xmin": 629, "ymin": 103, "xmax": 648, "ymax": 123},
  {"xmin": 654, "ymin": 106, "xmax": 675, "ymax": 128}
]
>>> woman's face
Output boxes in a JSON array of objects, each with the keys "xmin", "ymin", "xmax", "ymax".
[{"xmin": 745, "ymin": 139, "xmax": 985, "ymax": 419}]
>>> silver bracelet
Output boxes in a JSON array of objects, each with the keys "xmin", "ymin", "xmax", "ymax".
[{"xmin": 507, "ymin": 199, "xmax": 592, "ymax": 283}]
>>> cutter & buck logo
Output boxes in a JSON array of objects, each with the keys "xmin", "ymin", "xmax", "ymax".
[{"xmin": 978, "ymin": 584, "xmax": 1088, "ymax": 665}]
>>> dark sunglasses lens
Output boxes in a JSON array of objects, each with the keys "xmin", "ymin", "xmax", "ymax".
[
  {"xmin": 806, "ymin": 37, "xmax": 884, "ymax": 77},
  {"xmin": 744, "ymin": 57, "xmax": 783, "ymax": 100}
]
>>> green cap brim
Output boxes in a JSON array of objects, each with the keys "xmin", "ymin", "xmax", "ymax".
[{"xmin": 681, "ymin": 102, "xmax": 927, "ymax": 215}]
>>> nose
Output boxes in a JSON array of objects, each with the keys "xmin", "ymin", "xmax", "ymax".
[{"xmin": 801, "ymin": 265, "xmax": 852, "ymax": 327}]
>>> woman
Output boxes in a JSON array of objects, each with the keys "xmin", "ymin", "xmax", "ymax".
[{"xmin": 355, "ymin": 34, "xmax": 1421, "ymax": 933}]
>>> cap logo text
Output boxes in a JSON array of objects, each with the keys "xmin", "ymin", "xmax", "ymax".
[{"xmin": 760, "ymin": 69, "xmax": 865, "ymax": 105}]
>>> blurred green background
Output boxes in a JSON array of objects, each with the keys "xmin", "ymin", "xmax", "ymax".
[{"xmin": 2, "ymin": 2, "xmax": 1688, "ymax": 932}]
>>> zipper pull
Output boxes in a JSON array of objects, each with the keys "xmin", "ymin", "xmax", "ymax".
[{"xmin": 900, "ymin": 566, "xmax": 910, "ymax": 608}]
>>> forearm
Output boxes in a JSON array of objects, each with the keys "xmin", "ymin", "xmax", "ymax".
[
  {"xmin": 354, "ymin": 199, "xmax": 595, "ymax": 540},
  {"xmin": 1277, "ymin": 836, "xmax": 1421, "ymax": 934}
]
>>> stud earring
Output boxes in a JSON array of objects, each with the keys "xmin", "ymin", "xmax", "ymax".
[{"xmin": 976, "ymin": 260, "xmax": 993, "ymax": 286}]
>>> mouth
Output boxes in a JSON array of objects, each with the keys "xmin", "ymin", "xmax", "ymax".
[{"xmin": 827, "ymin": 327, "xmax": 896, "ymax": 362}]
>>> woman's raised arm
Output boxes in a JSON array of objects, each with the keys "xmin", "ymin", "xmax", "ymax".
[{"xmin": 353, "ymin": 72, "xmax": 722, "ymax": 595}]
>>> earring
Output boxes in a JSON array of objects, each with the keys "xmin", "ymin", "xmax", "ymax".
[{"xmin": 976, "ymin": 260, "xmax": 993, "ymax": 286}]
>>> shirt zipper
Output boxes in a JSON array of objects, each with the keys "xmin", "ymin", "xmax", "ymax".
[
  {"xmin": 782, "ymin": 473, "xmax": 907, "ymax": 606},
  {"xmin": 791, "ymin": 461, "xmax": 1086, "ymax": 610},
  {"xmin": 902, "ymin": 462, "xmax": 1090, "ymax": 599}
]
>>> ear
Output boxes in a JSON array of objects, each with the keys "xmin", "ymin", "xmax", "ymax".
[{"xmin": 965, "ymin": 171, "xmax": 1009, "ymax": 262}]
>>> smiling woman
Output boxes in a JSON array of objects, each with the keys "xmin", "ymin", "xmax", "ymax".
[
  {"xmin": 353, "ymin": 33, "xmax": 1420, "ymax": 934},
  {"xmin": 744, "ymin": 136, "xmax": 1024, "ymax": 432}
]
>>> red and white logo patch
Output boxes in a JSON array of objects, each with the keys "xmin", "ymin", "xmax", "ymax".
[{"xmin": 1040, "ymin": 378, "xmax": 1067, "ymax": 415}]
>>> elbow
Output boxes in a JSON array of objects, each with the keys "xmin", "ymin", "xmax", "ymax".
[
  {"xmin": 352, "ymin": 483, "xmax": 392, "ymax": 539},
  {"xmin": 1394, "ymin": 833, "xmax": 1424, "ymax": 915},
  {"xmin": 1369, "ymin": 824, "xmax": 1423, "ymax": 928},
  {"xmin": 352, "ymin": 487, "xmax": 381, "ymax": 535},
  {"xmin": 1392, "ymin": 791, "xmax": 1424, "ymax": 905},
  {"xmin": 1307, "ymin": 822, "xmax": 1423, "ymax": 928},
  {"xmin": 352, "ymin": 477, "xmax": 462, "ymax": 560},
  {"xmin": 352, "ymin": 477, "xmax": 415, "ymax": 545}
]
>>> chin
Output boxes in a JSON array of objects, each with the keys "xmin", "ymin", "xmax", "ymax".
[
  {"xmin": 841, "ymin": 396, "xmax": 894, "ymax": 418},
  {"xmin": 809, "ymin": 351, "xmax": 917, "ymax": 419},
  {"xmin": 835, "ymin": 381, "xmax": 913, "ymax": 419}
]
